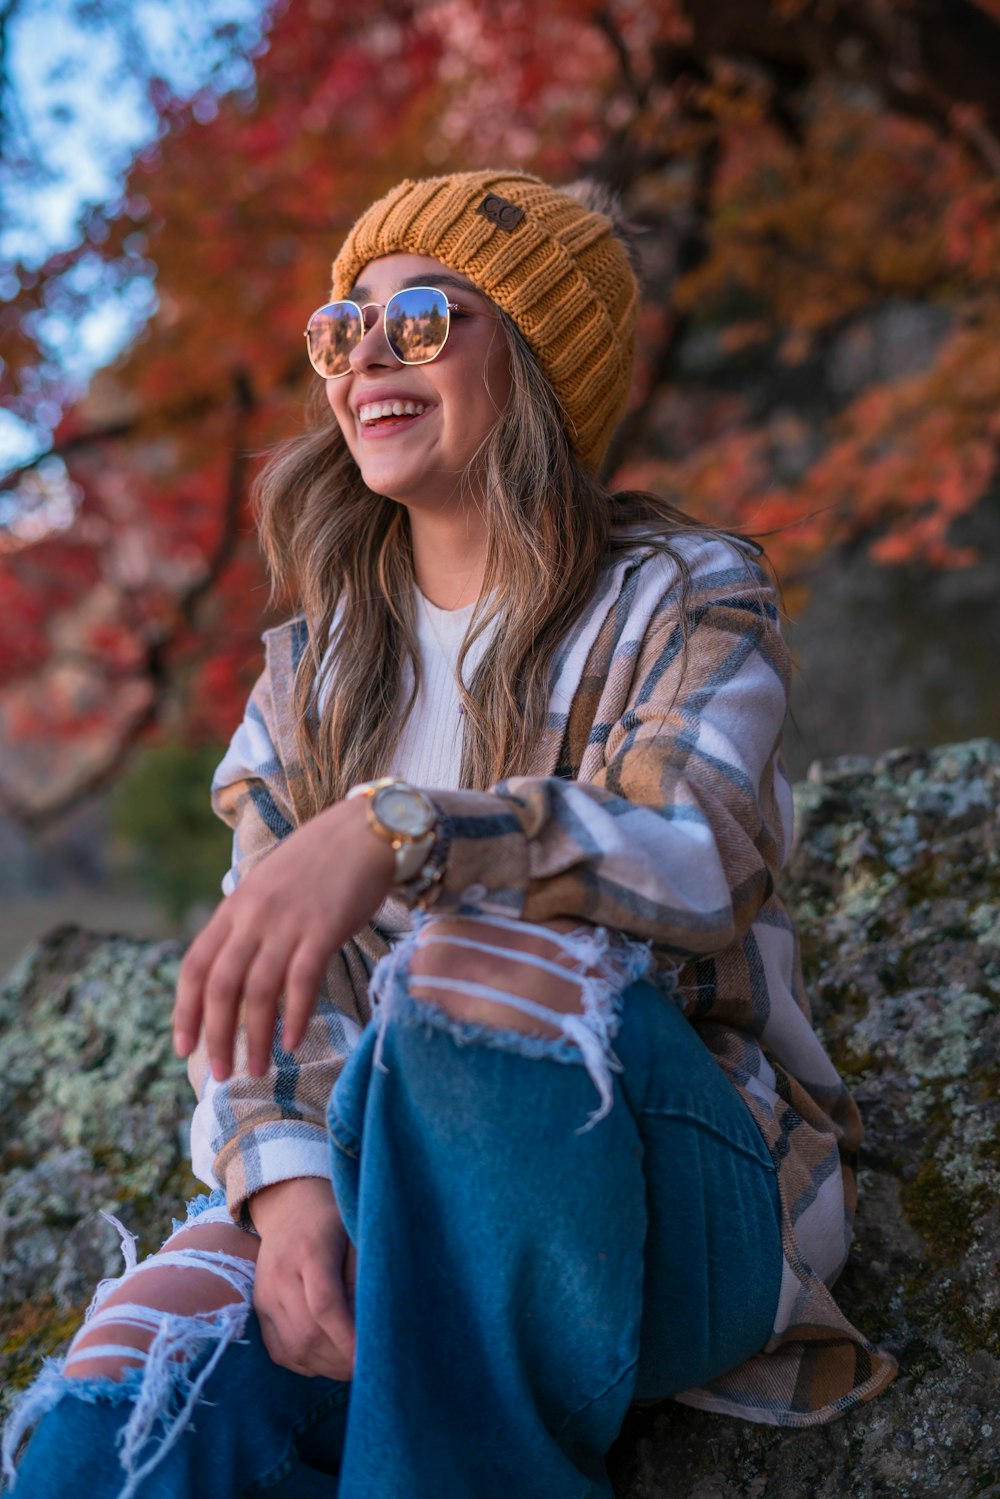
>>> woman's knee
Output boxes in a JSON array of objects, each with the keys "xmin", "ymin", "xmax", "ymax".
[
  {"xmin": 367, "ymin": 914, "xmax": 654, "ymax": 1131},
  {"xmin": 2, "ymin": 1215, "xmax": 262, "ymax": 1498},
  {"xmin": 63, "ymin": 1220, "xmax": 258, "ymax": 1383},
  {"xmin": 406, "ymin": 913, "xmax": 635, "ymax": 1038}
]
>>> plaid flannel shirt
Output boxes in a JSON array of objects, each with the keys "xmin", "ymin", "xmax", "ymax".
[{"xmin": 188, "ymin": 533, "xmax": 897, "ymax": 1425}]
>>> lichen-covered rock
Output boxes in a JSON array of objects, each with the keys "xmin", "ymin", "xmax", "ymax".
[
  {"xmin": 0, "ymin": 926, "xmax": 196, "ymax": 1410},
  {"xmin": 609, "ymin": 739, "xmax": 1000, "ymax": 1498},
  {"xmin": 1, "ymin": 741, "xmax": 998, "ymax": 1495}
]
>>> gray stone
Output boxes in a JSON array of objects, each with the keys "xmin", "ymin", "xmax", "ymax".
[
  {"xmin": 2, "ymin": 741, "xmax": 999, "ymax": 1495},
  {"xmin": 0, "ymin": 925, "xmax": 195, "ymax": 1405},
  {"xmin": 609, "ymin": 739, "xmax": 1000, "ymax": 1497}
]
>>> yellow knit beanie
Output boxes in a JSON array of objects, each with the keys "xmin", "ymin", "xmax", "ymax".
[{"xmin": 330, "ymin": 170, "xmax": 638, "ymax": 474}]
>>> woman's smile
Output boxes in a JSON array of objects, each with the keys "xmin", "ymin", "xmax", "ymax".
[
  {"xmin": 358, "ymin": 399, "xmax": 429, "ymax": 426},
  {"xmin": 353, "ymin": 390, "xmax": 434, "ymax": 439}
]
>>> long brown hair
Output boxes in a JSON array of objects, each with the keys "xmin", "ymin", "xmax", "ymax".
[{"xmin": 252, "ymin": 313, "xmax": 758, "ymax": 818}]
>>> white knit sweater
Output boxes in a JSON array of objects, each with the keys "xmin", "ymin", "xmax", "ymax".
[{"xmin": 389, "ymin": 590, "xmax": 492, "ymax": 790}]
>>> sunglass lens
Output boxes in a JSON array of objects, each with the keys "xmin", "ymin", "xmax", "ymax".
[
  {"xmin": 306, "ymin": 303, "xmax": 363, "ymax": 377},
  {"xmin": 384, "ymin": 287, "xmax": 450, "ymax": 365}
]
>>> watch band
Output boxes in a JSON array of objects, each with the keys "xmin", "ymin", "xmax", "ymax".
[
  {"xmin": 394, "ymin": 828, "xmax": 436, "ymax": 882},
  {"xmin": 395, "ymin": 802, "xmax": 451, "ymax": 908}
]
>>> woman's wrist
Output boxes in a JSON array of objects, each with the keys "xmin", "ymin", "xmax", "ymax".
[
  {"xmin": 248, "ymin": 1175, "xmax": 341, "ymax": 1237},
  {"xmin": 338, "ymin": 793, "xmax": 397, "ymax": 881}
]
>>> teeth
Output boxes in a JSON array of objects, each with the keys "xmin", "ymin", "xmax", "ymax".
[{"xmin": 358, "ymin": 400, "xmax": 427, "ymax": 423}]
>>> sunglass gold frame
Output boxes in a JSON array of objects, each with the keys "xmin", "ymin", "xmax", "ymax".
[{"xmin": 304, "ymin": 286, "xmax": 464, "ymax": 379}]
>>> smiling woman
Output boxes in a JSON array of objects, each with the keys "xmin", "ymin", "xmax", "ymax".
[{"xmin": 3, "ymin": 170, "xmax": 896, "ymax": 1499}]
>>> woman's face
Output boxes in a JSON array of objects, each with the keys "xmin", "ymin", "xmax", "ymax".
[{"xmin": 325, "ymin": 252, "xmax": 512, "ymax": 511}]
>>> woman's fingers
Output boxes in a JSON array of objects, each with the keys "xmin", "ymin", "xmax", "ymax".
[
  {"xmin": 173, "ymin": 912, "xmax": 232, "ymax": 1059},
  {"xmin": 256, "ymin": 1303, "xmax": 310, "ymax": 1377},
  {"xmin": 251, "ymin": 1178, "xmax": 355, "ymax": 1380},
  {"xmin": 173, "ymin": 799, "xmax": 395, "ymax": 1071},
  {"xmin": 307, "ymin": 1259, "xmax": 358, "ymax": 1367},
  {"xmin": 241, "ymin": 935, "xmax": 298, "ymax": 1077},
  {"xmin": 303, "ymin": 1255, "xmax": 356, "ymax": 1374},
  {"xmin": 281, "ymin": 938, "xmax": 331, "ymax": 1052},
  {"xmin": 174, "ymin": 905, "xmax": 332, "ymax": 1078},
  {"xmin": 258, "ymin": 1281, "xmax": 354, "ymax": 1380},
  {"xmin": 201, "ymin": 935, "xmax": 264, "ymax": 1080}
]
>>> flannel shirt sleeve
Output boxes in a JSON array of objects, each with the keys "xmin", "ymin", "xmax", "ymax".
[
  {"xmin": 423, "ymin": 556, "xmax": 790, "ymax": 956},
  {"xmin": 186, "ymin": 663, "xmax": 363, "ymax": 1222}
]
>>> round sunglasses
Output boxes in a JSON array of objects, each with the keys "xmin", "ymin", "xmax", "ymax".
[{"xmin": 304, "ymin": 285, "xmax": 486, "ymax": 379}]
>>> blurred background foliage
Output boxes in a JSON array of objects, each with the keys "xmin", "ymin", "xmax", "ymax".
[
  {"xmin": 2, "ymin": 0, "xmax": 1000, "ymax": 949},
  {"xmin": 110, "ymin": 742, "xmax": 232, "ymax": 923}
]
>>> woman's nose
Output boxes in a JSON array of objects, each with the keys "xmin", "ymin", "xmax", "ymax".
[{"xmin": 349, "ymin": 306, "xmax": 395, "ymax": 372}]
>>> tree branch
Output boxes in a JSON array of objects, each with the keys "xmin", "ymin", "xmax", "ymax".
[
  {"xmin": 0, "ymin": 370, "xmax": 258, "ymax": 827},
  {"xmin": 175, "ymin": 368, "xmax": 256, "ymax": 625},
  {"xmin": 685, "ymin": 0, "xmax": 1000, "ymax": 182},
  {"xmin": 0, "ymin": 690, "xmax": 161, "ymax": 830},
  {"xmin": 591, "ymin": 6, "xmax": 649, "ymax": 113}
]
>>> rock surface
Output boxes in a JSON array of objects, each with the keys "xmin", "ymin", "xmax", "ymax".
[
  {"xmin": 0, "ymin": 927, "xmax": 195, "ymax": 1410},
  {"xmin": 2, "ymin": 741, "xmax": 999, "ymax": 1496},
  {"xmin": 609, "ymin": 739, "xmax": 1000, "ymax": 1498}
]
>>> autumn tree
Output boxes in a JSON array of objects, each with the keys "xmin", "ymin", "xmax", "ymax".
[{"xmin": 3, "ymin": 0, "xmax": 1000, "ymax": 822}]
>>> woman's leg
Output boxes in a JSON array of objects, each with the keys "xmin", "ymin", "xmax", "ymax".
[
  {"xmin": 327, "ymin": 914, "xmax": 782, "ymax": 1499},
  {"xmin": 3, "ymin": 1195, "xmax": 348, "ymax": 1499}
]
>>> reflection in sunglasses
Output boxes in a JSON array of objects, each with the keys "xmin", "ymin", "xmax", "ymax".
[{"xmin": 305, "ymin": 286, "xmax": 455, "ymax": 378}]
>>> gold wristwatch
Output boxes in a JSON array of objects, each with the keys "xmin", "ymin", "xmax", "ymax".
[{"xmin": 346, "ymin": 778, "xmax": 438, "ymax": 885}]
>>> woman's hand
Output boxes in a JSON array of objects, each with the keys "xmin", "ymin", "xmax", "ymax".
[
  {"xmin": 250, "ymin": 1177, "xmax": 357, "ymax": 1380},
  {"xmin": 173, "ymin": 797, "xmax": 395, "ymax": 1079}
]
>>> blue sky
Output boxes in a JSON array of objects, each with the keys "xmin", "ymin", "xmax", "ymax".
[{"xmin": 1, "ymin": 0, "xmax": 270, "ymax": 485}]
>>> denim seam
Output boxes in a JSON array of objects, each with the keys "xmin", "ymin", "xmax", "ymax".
[
  {"xmin": 326, "ymin": 1114, "xmax": 360, "ymax": 1159},
  {"xmin": 638, "ymin": 1108, "xmax": 776, "ymax": 1172},
  {"xmin": 242, "ymin": 1445, "xmax": 297, "ymax": 1494},
  {"xmin": 240, "ymin": 1385, "xmax": 347, "ymax": 1495},
  {"xmin": 554, "ymin": 1356, "xmax": 639, "ymax": 1440},
  {"xmin": 292, "ymin": 1384, "xmax": 349, "ymax": 1436}
]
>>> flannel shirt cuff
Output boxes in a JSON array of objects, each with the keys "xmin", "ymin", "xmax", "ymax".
[
  {"xmin": 217, "ymin": 1126, "xmax": 334, "ymax": 1228},
  {"xmin": 415, "ymin": 787, "xmax": 530, "ymax": 919}
]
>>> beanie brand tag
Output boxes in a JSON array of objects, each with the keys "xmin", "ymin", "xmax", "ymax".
[{"xmin": 476, "ymin": 193, "xmax": 525, "ymax": 232}]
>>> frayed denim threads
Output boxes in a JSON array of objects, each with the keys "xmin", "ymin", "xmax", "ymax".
[
  {"xmin": 2, "ymin": 1202, "xmax": 256, "ymax": 1499},
  {"xmin": 369, "ymin": 913, "xmax": 654, "ymax": 1130}
]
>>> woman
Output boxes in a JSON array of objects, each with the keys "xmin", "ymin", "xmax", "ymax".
[{"xmin": 3, "ymin": 171, "xmax": 896, "ymax": 1499}]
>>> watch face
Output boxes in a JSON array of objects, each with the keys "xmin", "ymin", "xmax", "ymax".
[{"xmin": 373, "ymin": 785, "xmax": 435, "ymax": 838}]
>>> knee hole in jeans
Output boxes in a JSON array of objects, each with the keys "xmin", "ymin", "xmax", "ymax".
[
  {"xmin": 63, "ymin": 1220, "xmax": 258, "ymax": 1383},
  {"xmin": 370, "ymin": 913, "xmax": 654, "ymax": 1130}
]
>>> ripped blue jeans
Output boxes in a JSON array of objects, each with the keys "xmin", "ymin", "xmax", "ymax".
[{"xmin": 3, "ymin": 915, "xmax": 783, "ymax": 1499}]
